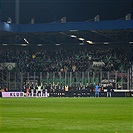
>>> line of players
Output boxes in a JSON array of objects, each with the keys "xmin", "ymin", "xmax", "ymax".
[
  {"xmin": 23, "ymin": 82, "xmax": 113, "ymax": 97},
  {"xmin": 23, "ymin": 82, "xmax": 47, "ymax": 97}
]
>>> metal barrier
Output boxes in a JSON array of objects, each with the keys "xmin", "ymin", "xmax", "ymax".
[{"xmin": 0, "ymin": 69, "xmax": 131, "ymax": 91}]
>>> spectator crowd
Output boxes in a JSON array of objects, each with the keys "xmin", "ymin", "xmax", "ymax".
[{"xmin": 0, "ymin": 44, "xmax": 132, "ymax": 73}]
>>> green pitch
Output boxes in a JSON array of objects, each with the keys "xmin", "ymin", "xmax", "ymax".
[{"xmin": 0, "ymin": 98, "xmax": 132, "ymax": 133}]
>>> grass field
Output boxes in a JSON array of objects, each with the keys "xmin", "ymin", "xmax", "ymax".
[{"xmin": 0, "ymin": 98, "xmax": 132, "ymax": 133}]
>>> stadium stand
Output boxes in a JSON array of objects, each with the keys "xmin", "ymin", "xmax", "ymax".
[
  {"xmin": 0, "ymin": 19, "xmax": 132, "ymax": 97},
  {"xmin": 0, "ymin": 44, "xmax": 132, "ymax": 73},
  {"xmin": 0, "ymin": 43, "xmax": 132, "ymax": 96}
]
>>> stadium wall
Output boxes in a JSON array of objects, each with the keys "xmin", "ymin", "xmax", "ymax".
[{"xmin": 0, "ymin": 90, "xmax": 133, "ymax": 98}]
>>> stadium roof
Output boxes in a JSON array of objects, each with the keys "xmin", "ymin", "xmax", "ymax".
[{"xmin": 0, "ymin": 20, "xmax": 133, "ymax": 46}]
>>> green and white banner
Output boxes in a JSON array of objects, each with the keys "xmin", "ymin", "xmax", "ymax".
[{"xmin": 0, "ymin": 63, "xmax": 16, "ymax": 71}]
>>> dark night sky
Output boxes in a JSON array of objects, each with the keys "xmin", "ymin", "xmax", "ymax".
[{"xmin": 0, "ymin": 0, "xmax": 132, "ymax": 24}]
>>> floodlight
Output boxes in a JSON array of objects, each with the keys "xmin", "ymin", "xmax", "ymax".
[
  {"xmin": 4, "ymin": 22, "xmax": 10, "ymax": 30},
  {"xmin": 55, "ymin": 44, "xmax": 60, "ymax": 46},
  {"xmin": 94, "ymin": 15, "xmax": 100, "ymax": 21},
  {"xmin": 61, "ymin": 17, "xmax": 66, "ymax": 23},
  {"xmin": 37, "ymin": 44, "xmax": 42, "ymax": 46},
  {"xmin": 24, "ymin": 38, "xmax": 29, "ymax": 44},
  {"xmin": 21, "ymin": 44, "xmax": 27, "ymax": 46},
  {"xmin": 70, "ymin": 35, "xmax": 77, "ymax": 38},
  {"xmin": 70, "ymin": 30, "xmax": 78, "ymax": 32},
  {"xmin": 3, "ymin": 44, "xmax": 8, "ymax": 46},
  {"xmin": 125, "ymin": 14, "xmax": 131, "ymax": 20},
  {"xmin": 129, "ymin": 42, "xmax": 133, "ymax": 44},
  {"xmin": 104, "ymin": 42, "xmax": 109, "ymax": 45},
  {"xmin": 86, "ymin": 40, "xmax": 93, "ymax": 44},
  {"xmin": 7, "ymin": 17, "xmax": 12, "ymax": 23},
  {"xmin": 79, "ymin": 38, "xmax": 85, "ymax": 41}
]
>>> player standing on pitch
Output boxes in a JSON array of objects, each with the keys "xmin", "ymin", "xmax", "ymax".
[
  {"xmin": 38, "ymin": 83, "xmax": 43, "ymax": 98},
  {"xmin": 26, "ymin": 82, "xmax": 30, "ymax": 97},
  {"xmin": 107, "ymin": 83, "xmax": 112, "ymax": 97},
  {"xmin": 94, "ymin": 84, "xmax": 100, "ymax": 97},
  {"xmin": 30, "ymin": 82, "xmax": 34, "ymax": 97}
]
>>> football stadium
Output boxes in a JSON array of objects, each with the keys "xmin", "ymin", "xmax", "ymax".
[{"xmin": 0, "ymin": 0, "xmax": 133, "ymax": 133}]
